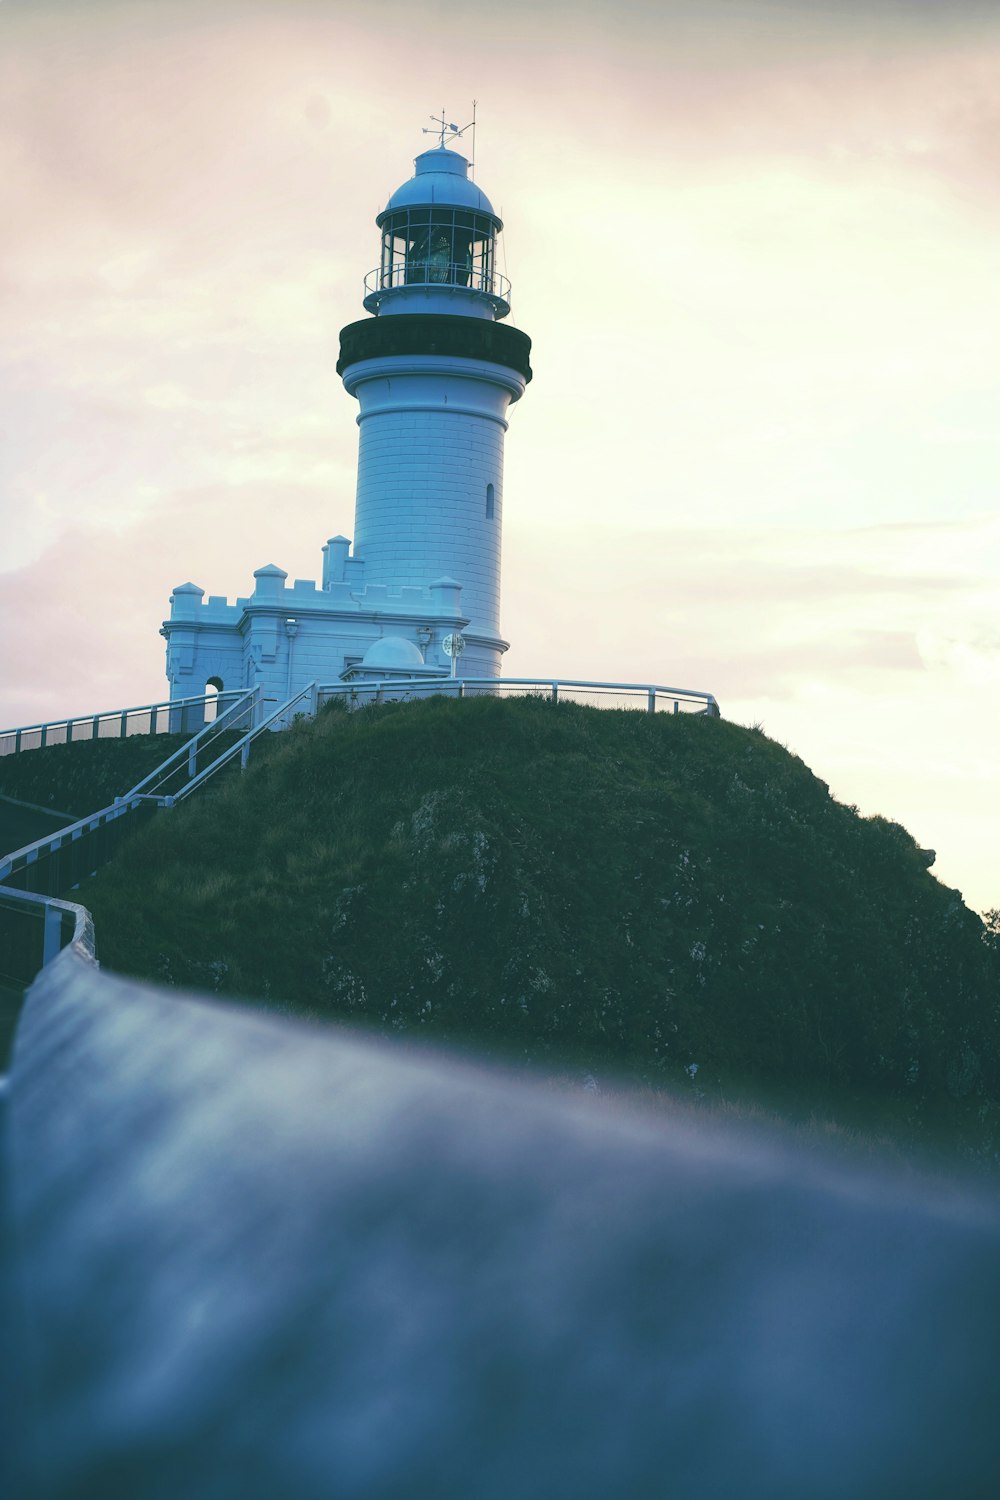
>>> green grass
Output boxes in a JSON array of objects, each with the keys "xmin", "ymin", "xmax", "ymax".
[
  {"xmin": 79, "ymin": 694, "xmax": 1000, "ymax": 1170},
  {"xmin": 0, "ymin": 733, "xmax": 193, "ymax": 818},
  {"xmin": 0, "ymin": 796, "xmax": 76, "ymax": 856},
  {"xmin": 0, "ymin": 728, "xmax": 248, "ymax": 824}
]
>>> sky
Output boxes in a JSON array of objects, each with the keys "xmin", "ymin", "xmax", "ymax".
[{"xmin": 1, "ymin": 0, "xmax": 998, "ymax": 913}]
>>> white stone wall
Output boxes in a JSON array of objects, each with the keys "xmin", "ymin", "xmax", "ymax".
[
  {"xmin": 164, "ymin": 579, "xmax": 504, "ymax": 701},
  {"xmin": 346, "ymin": 356, "xmax": 525, "ymax": 642},
  {"xmin": 163, "ymin": 564, "xmax": 475, "ymax": 711}
]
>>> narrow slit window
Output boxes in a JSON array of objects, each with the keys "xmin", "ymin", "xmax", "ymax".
[{"xmin": 486, "ymin": 482, "xmax": 495, "ymax": 519}]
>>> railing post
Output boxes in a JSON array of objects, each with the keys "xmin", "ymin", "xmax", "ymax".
[
  {"xmin": 647, "ymin": 689, "xmax": 656, "ymax": 714},
  {"xmin": 42, "ymin": 903, "xmax": 63, "ymax": 966},
  {"xmin": 15, "ymin": 728, "xmax": 21, "ymax": 751},
  {"xmin": 40, "ymin": 724, "xmax": 47, "ymax": 747},
  {"xmin": 551, "ymin": 683, "xmax": 559, "ymax": 704},
  {"xmin": 673, "ymin": 701, "xmax": 679, "ymax": 714},
  {"xmin": 151, "ymin": 705, "xmax": 158, "ymax": 734},
  {"xmin": 119, "ymin": 710, "xmax": 128, "ymax": 738},
  {"xmin": 67, "ymin": 719, "xmax": 74, "ymax": 743},
  {"xmin": 458, "ymin": 680, "xmax": 466, "ymax": 699},
  {"xmin": 241, "ymin": 742, "xmax": 250, "ymax": 770},
  {"xmin": 188, "ymin": 742, "xmax": 197, "ymax": 779},
  {"xmin": 92, "ymin": 715, "xmax": 100, "ymax": 741}
]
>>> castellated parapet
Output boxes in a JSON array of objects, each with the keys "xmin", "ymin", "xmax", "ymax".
[
  {"xmin": 162, "ymin": 134, "xmax": 531, "ymax": 716},
  {"xmin": 161, "ymin": 554, "xmax": 478, "ymax": 712}
]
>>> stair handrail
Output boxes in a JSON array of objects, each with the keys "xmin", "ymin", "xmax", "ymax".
[
  {"xmin": 0, "ymin": 794, "xmax": 167, "ymax": 886},
  {"xmin": 0, "ymin": 686, "xmax": 283, "ymax": 886},
  {"xmin": 123, "ymin": 686, "xmax": 261, "ymax": 798},
  {"xmin": 169, "ymin": 682, "xmax": 318, "ymax": 802}
]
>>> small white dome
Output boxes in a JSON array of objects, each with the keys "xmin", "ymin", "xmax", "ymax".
[{"xmin": 361, "ymin": 635, "xmax": 425, "ymax": 669}]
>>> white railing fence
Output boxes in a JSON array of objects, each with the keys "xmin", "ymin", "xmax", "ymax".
[
  {"xmin": 317, "ymin": 677, "xmax": 720, "ymax": 716},
  {"xmin": 0, "ymin": 884, "xmax": 94, "ymax": 992},
  {"xmin": 0, "ymin": 690, "xmax": 247, "ymax": 758}
]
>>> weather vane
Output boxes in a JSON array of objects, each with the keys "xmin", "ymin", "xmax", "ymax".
[{"xmin": 422, "ymin": 103, "xmax": 477, "ymax": 170}]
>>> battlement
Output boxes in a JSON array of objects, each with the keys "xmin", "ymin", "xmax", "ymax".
[
  {"xmin": 162, "ymin": 537, "xmax": 485, "ymax": 717},
  {"xmin": 168, "ymin": 547, "xmax": 465, "ymax": 626}
]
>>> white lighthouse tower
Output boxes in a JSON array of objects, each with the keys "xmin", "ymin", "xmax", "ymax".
[
  {"xmin": 337, "ymin": 134, "xmax": 532, "ymax": 677},
  {"xmin": 162, "ymin": 127, "xmax": 531, "ymax": 706}
]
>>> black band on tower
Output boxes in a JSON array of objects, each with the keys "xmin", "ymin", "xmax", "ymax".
[{"xmin": 338, "ymin": 315, "xmax": 533, "ymax": 384}]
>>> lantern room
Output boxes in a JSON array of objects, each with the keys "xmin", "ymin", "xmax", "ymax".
[{"xmin": 363, "ymin": 147, "xmax": 511, "ymax": 319}]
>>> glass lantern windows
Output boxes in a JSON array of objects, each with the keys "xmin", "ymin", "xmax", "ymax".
[
  {"xmin": 378, "ymin": 208, "xmax": 498, "ymax": 295},
  {"xmin": 407, "ymin": 216, "xmax": 459, "ymax": 285}
]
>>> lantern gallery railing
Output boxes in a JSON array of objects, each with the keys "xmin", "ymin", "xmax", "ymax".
[
  {"xmin": 317, "ymin": 677, "xmax": 721, "ymax": 717},
  {"xmin": 363, "ymin": 264, "xmax": 511, "ymax": 314},
  {"xmin": 0, "ymin": 690, "xmax": 247, "ymax": 758}
]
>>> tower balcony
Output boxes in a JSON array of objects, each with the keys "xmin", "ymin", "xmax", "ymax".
[{"xmin": 363, "ymin": 263, "xmax": 511, "ymax": 320}]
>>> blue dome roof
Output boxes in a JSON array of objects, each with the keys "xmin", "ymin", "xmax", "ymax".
[{"xmin": 378, "ymin": 148, "xmax": 500, "ymax": 224}]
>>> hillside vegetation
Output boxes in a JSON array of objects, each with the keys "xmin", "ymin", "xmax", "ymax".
[
  {"xmin": 80, "ymin": 695, "xmax": 1000, "ymax": 1165},
  {"xmin": 0, "ymin": 733, "xmax": 194, "ymax": 821}
]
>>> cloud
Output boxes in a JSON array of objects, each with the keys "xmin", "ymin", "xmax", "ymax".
[
  {"xmin": 0, "ymin": 480, "xmax": 344, "ymax": 724},
  {"xmin": 504, "ymin": 516, "xmax": 999, "ymax": 689}
]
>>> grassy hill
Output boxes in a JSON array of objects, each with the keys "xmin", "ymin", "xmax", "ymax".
[
  {"xmin": 79, "ymin": 695, "xmax": 1000, "ymax": 1168},
  {"xmin": 0, "ymin": 729, "xmax": 250, "ymax": 846},
  {"xmin": 0, "ymin": 733, "xmax": 194, "ymax": 822}
]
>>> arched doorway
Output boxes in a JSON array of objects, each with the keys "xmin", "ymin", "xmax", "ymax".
[{"xmin": 204, "ymin": 676, "xmax": 224, "ymax": 722}]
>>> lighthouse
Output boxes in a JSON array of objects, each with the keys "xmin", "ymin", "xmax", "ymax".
[
  {"xmin": 338, "ymin": 138, "xmax": 532, "ymax": 676},
  {"xmin": 162, "ymin": 128, "xmax": 531, "ymax": 704}
]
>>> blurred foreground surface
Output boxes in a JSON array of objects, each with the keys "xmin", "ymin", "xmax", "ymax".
[{"xmin": 3, "ymin": 958, "xmax": 1000, "ymax": 1499}]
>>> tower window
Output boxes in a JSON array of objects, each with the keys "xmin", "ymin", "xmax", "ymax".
[{"xmin": 486, "ymin": 483, "xmax": 495, "ymax": 519}]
